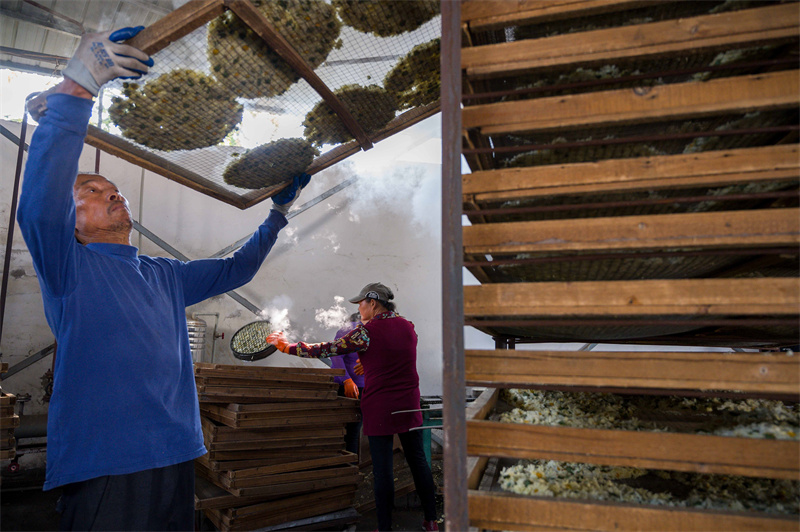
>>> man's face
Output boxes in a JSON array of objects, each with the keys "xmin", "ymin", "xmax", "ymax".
[{"xmin": 73, "ymin": 174, "xmax": 133, "ymax": 242}]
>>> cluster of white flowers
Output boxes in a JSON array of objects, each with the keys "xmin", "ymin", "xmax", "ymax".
[
  {"xmin": 500, "ymin": 459, "xmax": 799, "ymax": 515},
  {"xmin": 500, "ymin": 389, "xmax": 799, "ymax": 440}
]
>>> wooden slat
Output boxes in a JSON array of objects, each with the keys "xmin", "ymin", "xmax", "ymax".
[
  {"xmin": 463, "ymin": 208, "xmax": 800, "ymax": 255},
  {"xmin": 468, "ymin": 490, "xmax": 799, "ymax": 531},
  {"xmin": 466, "ymin": 350, "xmax": 800, "ymax": 395},
  {"xmin": 463, "ymin": 3, "xmax": 799, "ymax": 79},
  {"xmin": 462, "ymin": 70, "xmax": 800, "ymax": 136},
  {"xmin": 84, "ymin": 126, "xmax": 256, "ymax": 209},
  {"xmin": 227, "ymin": 0, "xmax": 372, "ymax": 151},
  {"xmin": 462, "ymin": 0, "xmax": 661, "ymax": 32},
  {"xmin": 126, "ymin": 0, "xmax": 225, "ymax": 55},
  {"xmin": 468, "ymin": 419, "xmax": 799, "ymax": 479},
  {"xmin": 466, "ymin": 388, "xmax": 499, "ymax": 490},
  {"xmin": 463, "ymin": 145, "xmax": 800, "ymax": 202},
  {"xmin": 194, "ymin": 362, "xmax": 343, "ymax": 377},
  {"xmin": 464, "ymin": 278, "xmax": 800, "ymax": 317}
]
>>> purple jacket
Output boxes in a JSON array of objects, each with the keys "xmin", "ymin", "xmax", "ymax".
[{"xmin": 331, "ymin": 322, "xmax": 365, "ymax": 388}]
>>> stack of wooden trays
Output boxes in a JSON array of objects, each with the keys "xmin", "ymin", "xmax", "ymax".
[
  {"xmin": 0, "ymin": 363, "xmax": 18, "ymax": 461},
  {"xmin": 193, "ymin": 363, "xmax": 362, "ymax": 531}
]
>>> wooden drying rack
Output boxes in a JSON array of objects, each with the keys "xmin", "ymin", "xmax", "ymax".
[{"xmin": 442, "ymin": 0, "xmax": 800, "ymax": 530}]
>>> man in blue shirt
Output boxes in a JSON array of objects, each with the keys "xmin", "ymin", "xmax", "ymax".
[{"xmin": 17, "ymin": 27, "xmax": 309, "ymax": 530}]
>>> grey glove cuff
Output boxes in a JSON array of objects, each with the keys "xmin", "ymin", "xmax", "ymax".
[
  {"xmin": 63, "ymin": 60, "xmax": 101, "ymax": 96},
  {"xmin": 271, "ymin": 203, "xmax": 291, "ymax": 216}
]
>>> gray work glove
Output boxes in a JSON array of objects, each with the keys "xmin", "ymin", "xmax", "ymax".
[
  {"xmin": 63, "ymin": 26, "xmax": 154, "ymax": 96},
  {"xmin": 271, "ymin": 173, "xmax": 312, "ymax": 216}
]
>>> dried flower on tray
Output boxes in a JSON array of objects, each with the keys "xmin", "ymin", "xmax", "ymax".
[
  {"xmin": 108, "ymin": 69, "xmax": 243, "ymax": 152},
  {"xmin": 208, "ymin": 0, "xmax": 341, "ymax": 99},
  {"xmin": 223, "ymin": 138, "xmax": 318, "ymax": 190},
  {"xmin": 303, "ymin": 84, "xmax": 397, "ymax": 147},
  {"xmin": 333, "ymin": 0, "xmax": 439, "ymax": 37},
  {"xmin": 384, "ymin": 38, "xmax": 440, "ymax": 110}
]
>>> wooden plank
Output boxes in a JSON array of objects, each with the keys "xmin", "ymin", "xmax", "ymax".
[
  {"xmin": 214, "ymin": 495, "xmax": 356, "ymax": 531},
  {"xmin": 85, "ymin": 126, "xmax": 250, "ymax": 209},
  {"xmin": 225, "ymin": 451, "xmax": 357, "ymax": 480},
  {"xmin": 198, "ymin": 389, "xmax": 337, "ymax": 404},
  {"xmin": 466, "ymin": 388, "xmax": 499, "ymax": 490},
  {"xmin": 462, "ymin": 70, "xmax": 800, "ymax": 136},
  {"xmin": 228, "ymin": 485, "xmax": 354, "ymax": 520},
  {"xmin": 224, "ymin": 397, "xmax": 357, "ymax": 412},
  {"xmin": 468, "ymin": 420, "xmax": 800, "ymax": 479},
  {"xmin": 194, "ymin": 363, "xmax": 343, "ymax": 378},
  {"xmin": 463, "ymin": 0, "xmax": 660, "ymax": 32},
  {"xmin": 197, "ymin": 451, "xmax": 346, "ymax": 472},
  {"xmin": 195, "ymin": 475, "xmax": 270, "ymax": 510},
  {"xmin": 201, "ymin": 406, "xmax": 358, "ymax": 429},
  {"xmin": 0, "ymin": 415, "xmax": 20, "ymax": 429},
  {"xmin": 463, "ymin": 3, "xmax": 799, "ymax": 79},
  {"xmin": 464, "ymin": 278, "xmax": 800, "ymax": 317},
  {"xmin": 468, "ymin": 490, "xmax": 799, "ymax": 531},
  {"xmin": 207, "ymin": 445, "xmax": 343, "ymax": 462},
  {"xmin": 202, "ymin": 406, "xmax": 355, "ymax": 422},
  {"xmin": 463, "ymin": 208, "xmax": 800, "ymax": 255},
  {"xmin": 0, "ymin": 394, "xmax": 16, "ymax": 406},
  {"xmin": 462, "ymin": 145, "xmax": 800, "ymax": 202},
  {"xmin": 126, "ymin": 0, "xmax": 225, "ymax": 56},
  {"xmin": 196, "ymin": 375, "xmax": 337, "ymax": 387},
  {"xmin": 201, "ymin": 416, "xmax": 344, "ymax": 441},
  {"xmin": 208, "ymin": 463, "xmax": 357, "ymax": 490},
  {"xmin": 466, "ymin": 350, "xmax": 800, "ymax": 395},
  {"xmin": 196, "ymin": 382, "xmax": 337, "ymax": 393},
  {"xmin": 229, "ymin": 469, "xmax": 359, "ymax": 498},
  {"xmin": 227, "ymin": 0, "xmax": 372, "ymax": 151},
  {"xmin": 0, "ymin": 449, "xmax": 16, "ymax": 460}
]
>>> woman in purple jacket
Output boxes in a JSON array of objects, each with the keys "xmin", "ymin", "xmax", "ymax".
[
  {"xmin": 268, "ymin": 283, "xmax": 438, "ymax": 532},
  {"xmin": 332, "ymin": 312, "xmax": 365, "ymax": 455}
]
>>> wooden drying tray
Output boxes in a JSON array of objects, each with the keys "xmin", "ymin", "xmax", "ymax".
[
  {"xmin": 462, "ymin": 3, "xmax": 799, "ymax": 79},
  {"xmin": 74, "ymin": 0, "xmax": 441, "ymax": 210},
  {"xmin": 466, "ymin": 349, "xmax": 800, "ymax": 400},
  {"xmin": 464, "ymin": 277, "xmax": 800, "ymax": 346}
]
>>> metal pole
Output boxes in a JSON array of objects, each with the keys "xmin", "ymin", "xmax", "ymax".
[
  {"xmin": 0, "ymin": 112, "xmax": 28, "ymax": 344},
  {"xmin": 441, "ymin": 0, "xmax": 467, "ymax": 529}
]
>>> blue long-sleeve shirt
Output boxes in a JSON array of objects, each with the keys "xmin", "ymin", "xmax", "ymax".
[{"xmin": 17, "ymin": 93, "xmax": 287, "ymax": 490}]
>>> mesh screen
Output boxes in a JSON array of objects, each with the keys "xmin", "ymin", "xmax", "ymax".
[{"xmin": 92, "ymin": 0, "xmax": 441, "ymax": 207}]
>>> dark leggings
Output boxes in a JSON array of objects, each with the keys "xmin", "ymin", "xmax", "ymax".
[
  {"xmin": 57, "ymin": 460, "xmax": 195, "ymax": 531},
  {"xmin": 369, "ymin": 430, "xmax": 437, "ymax": 531}
]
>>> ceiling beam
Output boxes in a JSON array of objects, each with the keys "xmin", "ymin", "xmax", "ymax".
[
  {"xmin": 0, "ymin": 5, "xmax": 83, "ymax": 37},
  {"xmin": 0, "ymin": 59, "xmax": 61, "ymax": 76}
]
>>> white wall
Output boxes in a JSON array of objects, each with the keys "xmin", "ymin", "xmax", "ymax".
[{"xmin": 0, "ymin": 114, "xmax": 445, "ymax": 430}]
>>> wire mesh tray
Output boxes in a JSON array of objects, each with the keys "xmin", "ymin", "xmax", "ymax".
[{"xmin": 82, "ymin": 0, "xmax": 441, "ymax": 209}]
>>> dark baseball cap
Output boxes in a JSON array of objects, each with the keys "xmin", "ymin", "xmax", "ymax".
[{"xmin": 348, "ymin": 282, "xmax": 394, "ymax": 304}]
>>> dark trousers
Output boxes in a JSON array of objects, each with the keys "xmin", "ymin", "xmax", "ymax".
[
  {"xmin": 57, "ymin": 460, "xmax": 195, "ymax": 531},
  {"xmin": 369, "ymin": 430, "xmax": 437, "ymax": 531},
  {"xmin": 338, "ymin": 384, "xmax": 364, "ymax": 456}
]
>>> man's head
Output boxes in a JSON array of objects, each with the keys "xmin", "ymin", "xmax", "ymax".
[{"xmin": 73, "ymin": 173, "xmax": 133, "ymax": 245}]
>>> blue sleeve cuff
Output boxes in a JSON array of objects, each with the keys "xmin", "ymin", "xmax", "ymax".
[{"xmin": 42, "ymin": 93, "xmax": 94, "ymax": 135}]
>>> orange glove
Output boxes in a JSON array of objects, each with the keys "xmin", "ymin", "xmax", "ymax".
[
  {"xmin": 343, "ymin": 378, "xmax": 359, "ymax": 399},
  {"xmin": 354, "ymin": 359, "xmax": 364, "ymax": 376},
  {"xmin": 266, "ymin": 331, "xmax": 290, "ymax": 354}
]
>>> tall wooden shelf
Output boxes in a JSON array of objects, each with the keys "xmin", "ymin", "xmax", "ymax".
[{"xmin": 443, "ymin": 1, "xmax": 800, "ymax": 530}]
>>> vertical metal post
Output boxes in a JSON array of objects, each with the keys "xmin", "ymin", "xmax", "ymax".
[
  {"xmin": 441, "ymin": 0, "xmax": 467, "ymax": 530},
  {"xmin": 0, "ymin": 113, "xmax": 28, "ymax": 343}
]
